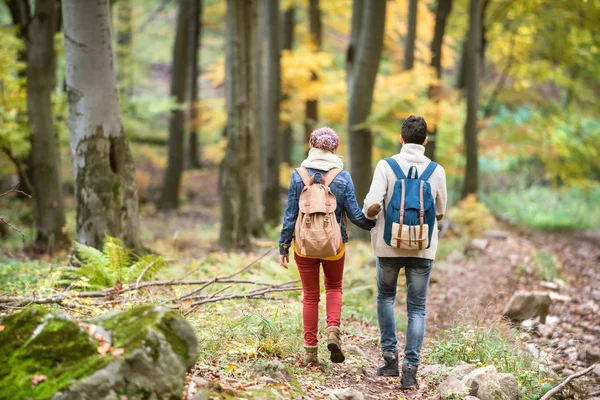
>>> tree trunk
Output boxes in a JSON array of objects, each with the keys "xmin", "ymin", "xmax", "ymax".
[
  {"xmin": 188, "ymin": 0, "xmax": 203, "ymax": 169},
  {"xmin": 280, "ymin": 6, "xmax": 295, "ymax": 165},
  {"xmin": 425, "ymin": 0, "xmax": 453, "ymax": 161},
  {"xmin": 403, "ymin": 0, "xmax": 418, "ymax": 70},
  {"xmin": 348, "ymin": 0, "xmax": 386, "ymax": 206},
  {"xmin": 27, "ymin": 0, "xmax": 67, "ymax": 246},
  {"xmin": 220, "ymin": 0, "xmax": 260, "ymax": 249},
  {"xmin": 456, "ymin": 37, "xmax": 467, "ymax": 89},
  {"xmin": 261, "ymin": 0, "xmax": 281, "ymax": 225},
  {"xmin": 461, "ymin": 0, "xmax": 481, "ymax": 198},
  {"xmin": 304, "ymin": 0, "xmax": 321, "ymax": 154},
  {"xmin": 62, "ymin": 0, "xmax": 142, "ymax": 251},
  {"xmin": 346, "ymin": 0, "xmax": 364, "ymax": 86},
  {"xmin": 116, "ymin": 0, "xmax": 133, "ymax": 95},
  {"xmin": 158, "ymin": 0, "xmax": 193, "ymax": 210}
]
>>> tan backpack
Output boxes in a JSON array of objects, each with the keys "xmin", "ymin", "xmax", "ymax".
[{"xmin": 294, "ymin": 167, "xmax": 344, "ymax": 258}]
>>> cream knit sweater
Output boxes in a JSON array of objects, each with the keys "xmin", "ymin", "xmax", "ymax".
[{"xmin": 362, "ymin": 144, "xmax": 447, "ymax": 260}]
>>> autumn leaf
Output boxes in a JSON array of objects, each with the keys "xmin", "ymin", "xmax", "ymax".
[
  {"xmin": 111, "ymin": 348, "xmax": 125, "ymax": 357},
  {"xmin": 31, "ymin": 375, "xmax": 47, "ymax": 386}
]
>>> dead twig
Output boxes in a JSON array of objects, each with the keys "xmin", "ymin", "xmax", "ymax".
[
  {"xmin": 0, "ymin": 216, "xmax": 27, "ymax": 237},
  {"xmin": 539, "ymin": 363, "xmax": 598, "ymax": 400},
  {"xmin": 135, "ymin": 262, "xmax": 155, "ymax": 289}
]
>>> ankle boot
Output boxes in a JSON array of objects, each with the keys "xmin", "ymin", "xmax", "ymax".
[
  {"xmin": 326, "ymin": 326, "xmax": 345, "ymax": 363},
  {"xmin": 400, "ymin": 363, "xmax": 419, "ymax": 389},
  {"xmin": 303, "ymin": 346, "xmax": 320, "ymax": 366},
  {"xmin": 376, "ymin": 350, "xmax": 399, "ymax": 376}
]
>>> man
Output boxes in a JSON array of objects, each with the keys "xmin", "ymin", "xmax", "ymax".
[{"xmin": 363, "ymin": 115, "xmax": 447, "ymax": 389}]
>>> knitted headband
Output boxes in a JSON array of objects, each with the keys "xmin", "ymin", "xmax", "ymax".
[{"xmin": 309, "ymin": 127, "xmax": 340, "ymax": 152}]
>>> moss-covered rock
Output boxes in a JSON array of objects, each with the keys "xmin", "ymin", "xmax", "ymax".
[{"xmin": 0, "ymin": 305, "xmax": 199, "ymax": 400}]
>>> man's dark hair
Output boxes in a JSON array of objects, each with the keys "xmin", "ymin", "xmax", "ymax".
[{"xmin": 401, "ymin": 115, "xmax": 428, "ymax": 144}]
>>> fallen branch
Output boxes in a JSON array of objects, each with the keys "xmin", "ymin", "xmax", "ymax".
[
  {"xmin": 0, "ymin": 183, "xmax": 32, "ymax": 199},
  {"xmin": 539, "ymin": 363, "xmax": 598, "ymax": 400}
]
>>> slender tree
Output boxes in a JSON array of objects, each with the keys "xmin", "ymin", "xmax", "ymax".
[
  {"xmin": 280, "ymin": 5, "xmax": 295, "ymax": 165},
  {"xmin": 404, "ymin": 0, "xmax": 418, "ymax": 70},
  {"xmin": 303, "ymin": 0, "xmax": 321, "ymax": 153},
  {"xmin": 425, "ymin": 0, "xmax": 453, "ymax": 161},
  {"xmin": 158, "ymin": 0, "xmax": 193, "ymax": 210},
  {"xmin": 462, "ymin": 0, "xmax": 481, "ymax": 198},
  {"xmin": 116, "ymin": 0, "xmax": 133, "ymax": 95},
  {"xmin": 62, "ymin": 0, "xmax": 142, "ymax": 251},
  {"xmin": 346, "ymin": 0, "xmax": 364, "ymax": 86},
  {"xmin": 348, "ymin": 0, "xmax": 387, "ymax": 205},
  {"xmin": 262, "ymin": 0, "xmax": 281, "ymax": 224},
  {"xmin": 188, "ymin": 0, "xmax": 203, "ymax": 169},
  {"xmin": 27, "ymin": 0, "xmax": 67, "ymax": 246},
  {"xmin": 220, "ymin": 0, "xmax": 261, "ymax": 248}
]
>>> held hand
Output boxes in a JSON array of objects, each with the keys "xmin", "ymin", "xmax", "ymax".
[
  {"xmin": 366, "ymin": 203, "xmax": 382, "ymax": 219},
  {"xmin": 279, "ymin": 254, "xmax": 289, "ymax": 269}
]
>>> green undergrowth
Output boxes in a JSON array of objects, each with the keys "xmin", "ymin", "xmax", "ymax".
[
  {"xmin": 428, "ymin": 318, "xmax": 550, "ymax": 400},
  {"xmin": 0, "ymin": 259, "xmax": 57, "ymax": 295},
  {"xmin": 483, "ymin": 185, "xmax": 600, "ymax": 231},
  {"xmin": 517, "ymin": 250, "xmax": 561, "ymax": 282}
]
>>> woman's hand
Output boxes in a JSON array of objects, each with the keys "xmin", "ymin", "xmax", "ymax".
[
  {"xmin": 366, "ymin": 203, "xmax": 382, "ymax": 219},
  {"xmin": 279, "ymin": 254, "xmax": 289, "ymax": 269}
]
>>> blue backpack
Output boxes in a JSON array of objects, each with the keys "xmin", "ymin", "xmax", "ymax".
[{"xmin": 383, "ymin": 158, "xmax": 437, "ymax": 250}]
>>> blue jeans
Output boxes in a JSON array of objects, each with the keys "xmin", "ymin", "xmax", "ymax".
[{"xmin": 376, "ymin": 257, "xmax": 433, "ymax": 366}]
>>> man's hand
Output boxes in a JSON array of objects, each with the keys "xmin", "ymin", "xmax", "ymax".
[
  {"xmin": 279, "ymin": 254, "xmax": 289, "ymax": 269},
  {"xmin": 366, "ymin": 203, "xmax": 382, "ymax": 219}
]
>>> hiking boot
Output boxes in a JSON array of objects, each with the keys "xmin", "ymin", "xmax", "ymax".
[
  {"xmin": 376, "ymin": 350, "xmax": 399, "ymax": 376},
  {"xmin": 303, "ymin": 346, "xmax": 320, "ymax": 366},
  {"xmin": 400, "ymin": 363, "xmax": 419, "ymax": 389},
  {"xmin": 326, "ymin": 326, "xmax": 345, "ymax": 363}
]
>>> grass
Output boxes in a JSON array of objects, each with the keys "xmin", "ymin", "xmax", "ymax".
[
  {"xmin": 482, "ymin": 185, "xmax": 600, "ymax": 232},
  {"xmin": 428, "ymin": 318, "xmax": 551, "ymax": 400}
]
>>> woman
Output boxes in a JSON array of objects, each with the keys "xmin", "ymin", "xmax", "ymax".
[{"xmin": 279, "ymin": 127, "xmax": 375, "ymax": 366}]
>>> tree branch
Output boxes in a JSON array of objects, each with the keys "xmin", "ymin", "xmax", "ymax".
[{"xmin": 539, "ymin": 363, "xmax": 598, "ymax": 400}]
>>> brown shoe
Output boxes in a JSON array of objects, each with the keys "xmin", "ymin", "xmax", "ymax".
[
  {"xmin": 326, "ymin": 326, "xmax": 345, "ymax": 363},
  {"xmin": 303, "ymin": 346, "xmax": 320, "ymax": 366}
]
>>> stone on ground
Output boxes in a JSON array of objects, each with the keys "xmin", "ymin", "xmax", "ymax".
[
  {"xmin": 465, "ymin": 238, "xmax": 489, "ymax": 255},
  {"xmin": 345, "ymin": 344, "xmax": 367, "ymax": 358},
  {"xmin": 448, "ymin": 363, "xmax": 477, "ymax": 381},
  {"xmin": 421, "ymin": 364, "xmax": 450, "ymax": 377},
  {"xmin": 438, "ymin": 377, "xmax": 470, "ymax": 398},
  {"xmin": 502, "ymin": 291, "xmax": 552, "ymax": 323},
  {"xmin": 461, "ymin": 366, "xmax": 518, "ymax": 400},
  {"xmin": 0, "ymin": 305, "xmax": 199, "ymax": 400},
  {"xmin": 251, "ymin": 360, "xmax": 291, "ymax": 382},
  {"xmin": 328, "ymin": 388, "xmax": 364, "ymax": 400}
]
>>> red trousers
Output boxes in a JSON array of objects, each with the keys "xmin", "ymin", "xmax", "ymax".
[{"xmin": 294, "ymin": 253, "xmax": 345, "ymax": 347}]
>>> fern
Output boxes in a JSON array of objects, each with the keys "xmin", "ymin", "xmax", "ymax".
[{"xmin": 66, "ymin": 236, "xmax": 166, "ymax": 289}]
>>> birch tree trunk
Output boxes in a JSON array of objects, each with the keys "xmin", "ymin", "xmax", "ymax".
[
  {"xmin": 348, "ymin": 0, "xmax": 386, "ymax": 206},
  {"xmin": 27, "ymin": 0, "xmax": 67, "ymax": 246},
  {"xmin": 425, "ymin": 0, "xmax": 453, "ymax": 161},
  {"xmin": 280, "ymin": 6, "xmax": 295, "ymax": 165},
  {"xmin": 303, "ymin": 0, "xmax": 321, "ymax": 154},
  {"xmin": 462, "ymin": 0, "xmax": 481, "ymax": 198},
  {"xmin": 261, "ymin": 0, "xmax": 281, "ymax": 225},
  {"xmin": 188, "ymin": 0, "xmax": 203, "ymax": 169},
  {"xmin": 403, "ymin": 0, "xmax": 418, "ymax": 70},
  {"xmin": 62, "ymin": 0, "xmax": 141, "ymax": 251},
  {"xmin": 158, "ymin": 0, "xmax": 193, "ymax": 210},
  {"xmin": 220, "ymin": 0, "xmax": 259, "ymax": 249}
]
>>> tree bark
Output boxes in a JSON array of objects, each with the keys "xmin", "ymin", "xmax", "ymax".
[
  {"xmin": 403, "ymin": 0, "xmax": 418, "ymax": 70},
  {"xmin": 461, "ymin": 0, "xmax": 481, "ymax": 198},
  {"xmin": 304, "ymin": 0, "xmax": 321, "ymax": 154},
  {"xmin": 348, "ymin": 0, "xmax": 386, "ymax": 206},
  {"xmin": 62, "ymin": 0, "xmax": 142, "ymax": 251},
  {"xmin": 158, "ymin": 0, "xmax": 193, "ymax": 210},
  {"xmin": 346, "ymin": 0, "xmax": 364, "ymax": 86},
  {"xmin": 280, "ymin": 6, "xmax": 295, "ymax": 165},
  {"xmin": 425, "ymin": 0, "xmax": 453, "ymax": 161},
  {"xmin": 262, "ymin": 0, "xmax": 281, "ymax": 225},
  {"xmin": 188, "ymin": 0, "xmax": 203, "ymax": 169},
  {"xmin": 220, "ymin": 0, "xmax": 260, "ymax": 249},
  {"xmin": 27, "ymin": 0, "xmax": 67, "ymax": 246},
  {"xmin": 456, "ymin": 37, "xmax": 467, "ymax": 89}
]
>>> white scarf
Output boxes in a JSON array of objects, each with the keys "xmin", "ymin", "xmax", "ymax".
[{"xmin": 301, "ymin": 148, "xmax": 344, "ymax": 171}]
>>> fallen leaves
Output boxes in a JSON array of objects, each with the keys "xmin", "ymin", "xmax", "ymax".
[{"xmin": 31, "ymin": 375, "xmax": 47, "ymax": 386}]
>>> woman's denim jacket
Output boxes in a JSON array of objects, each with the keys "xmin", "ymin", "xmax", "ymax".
[{"xmin": 279, "ymin": 168, "xmax": 375, "ymax": 255}]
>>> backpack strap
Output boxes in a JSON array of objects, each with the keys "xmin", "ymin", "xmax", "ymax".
[
  {"xmin": 384, "ymin": 158, "xmax": 406, "ymax": 180},
  {"xmin": 295, "ymin": 167, "xmax": 311, "ymax": 186},
  {"xmin": 419, "ymin": 162, "xmax": 438, "ymax": 181},
  {"xmin": 407, "ymin": 166, "xmax": 419, "ymax": 179},
  {"xmin": 322, "ymin": 168, "xmax": 343, "ymax": 187}
]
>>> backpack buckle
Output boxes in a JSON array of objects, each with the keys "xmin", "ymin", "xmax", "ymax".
[
  {"xmin": 305, "ymin": 218, "xmax": 311, "ymax": 227},
  {"xmin": 323, "ymin": 216, "xmax": 330, "ymax": 227}
]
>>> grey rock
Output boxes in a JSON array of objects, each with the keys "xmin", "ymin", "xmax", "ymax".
[
  {"xmin": 594, "ymin": 364, "xmax": 600, "ymax": 377},
  {"xmin": 448, "ymin": 364, "xmax": 477, "ymax": 381},
  {"xmin": 438, "ymin": 377, "xmax": 469, "ymax": 397},
  {"xmin": 190, "ymin": 392, "xmax": 208, "ymax": 400},
  {"xmin": 537, "ymin": 323, "xmax": 554, "ymax": 339},
  {"xmin": 421, "ymin": 364, "xmax": 450, "ymax": 377},
  {"xmin": 497, "ymin": 373, "xmax": 519, "ymax": 400},
  {"xmin": 525, "ymin": 343, "xmax": 540, "ymax": 358},
  {"xmin": 484, "ymin": 230, "xmax": 508, "ymax": 239},
  {"xmin": 465, "ymin": 239, "xmax": 489, "ymax": 254},
  {"xmin": 259, "ymin": 376, "xmax": 279, "ymax": 385},
  {"xmin": 192, "ymin": 376, "xmax": 209, "ymax": 386},
  {"xmin": 476, "ymin": 378, "xmax": 511, "ymax": 400},
  {"xmin": 331, "ymin": 388, "xmax": 364, "ymax": 400},
  {"xmin": 251, "ymin": 360, "xmax": 291, "ymax": 382},
  {"xmin": 520, "ymin": 319, "xmax": 540, "ymax": 333},
  {"xmin": 345, "ymin": 344, "xmax": 367, "ymax": 358},
  {"xmin": 462, "ymin": 365, "xmax": 498, "ymax": 390},
  {"xmin": 502, "ymin": 291, "xmax": 552, "ymax": 323},
  {"xmin": 540, "ymin": 281, "xmax": 559, "ymax": 290},
  {"xmin": 578, "ymin": 344, "xmax": 600, "ymax": 364}
]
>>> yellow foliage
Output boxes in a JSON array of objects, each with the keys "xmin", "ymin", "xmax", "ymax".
[{"xmin": 449, "ymin": 195, "xmax": 496, "ymax": 237}]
